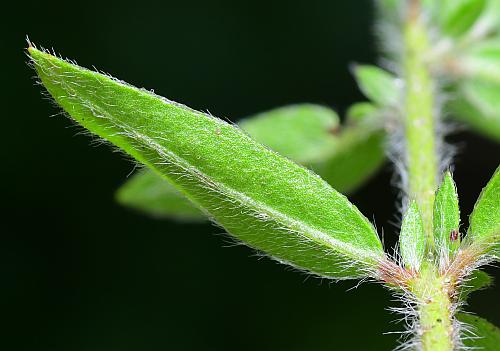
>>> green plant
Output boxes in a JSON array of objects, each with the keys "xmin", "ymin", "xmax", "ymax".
[{"xmin": 28, "ymin": 0, "xmax": 499, "ymax": 350}]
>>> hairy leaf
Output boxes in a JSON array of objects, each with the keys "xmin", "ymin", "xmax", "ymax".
[
  {"xmin": 238, "ymin": 104, "xmax": 338, "ymax": 164},
  {"xmin": 458, "ymin": 313, "xmax": 500, "ymax": 350},
  {"xmin": 468, "ymin": 166, "xmax": 500, "ymax": 257},
  {"xmin": 399, "ymin": 201, "xmax": 426, "ymax": 271},
  {"xmin": 353, "ymin": 65, "xmax": 400, "ymax": 107},
  {"xmin": 117, "ymin": 102, "xmax": 386, "ymax": 218},
  {"xmin": 434, "ymin": 172, "xmax": 460, "ymax": 260},
  {"xmin": 30, "ymin": 47, "xmax": 385, "ymax": 279},
  {"xmin": 116, "ymin": 169, "xmax": 205, "ymax": 220}
]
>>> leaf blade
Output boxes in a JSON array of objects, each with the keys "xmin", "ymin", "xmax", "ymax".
[
  {"xmin": 434, "ymin": 172, "xmax": 461, "ymax": 261},
  {"xmin": 458, "ymin": 313, "xmax": 500, "ymax": 350},
  {"xmin": 399, "ymin": 201, "xmax": 426, "ymax": 271},
  {"xmin": 30, "ymin": 47, "xmax": 385, "ymax": 279},
  {"xmin": 468, "ymin": 166, "xmax": 500, "ymax": 257},
  {"xmin": 353, "ymin": 65, "xmax": 400, "ymax": 107}
]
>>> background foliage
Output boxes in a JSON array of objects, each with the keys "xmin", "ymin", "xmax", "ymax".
[{"xmin": 2, "ymin": 0, "xmax": 500, "ymax": 350}]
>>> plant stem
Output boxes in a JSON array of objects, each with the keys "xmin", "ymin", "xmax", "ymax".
[
  {"xmin": 411, "ymin": 264, "xmax": 455, "ymax": 351},
  {"xmin": 403, "ymin": 3, "xmax": 438, "ymax": 246},
  {"xmin": 403, "ymin": 2, "xmax": 455, "ymax": 350}
]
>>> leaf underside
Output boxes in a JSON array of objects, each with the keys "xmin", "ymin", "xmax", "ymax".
[{"xmin": 29, "ymin": 47, "xmax": 385, "ymax": 279}]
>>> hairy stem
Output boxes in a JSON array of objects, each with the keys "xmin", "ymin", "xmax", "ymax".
[
  {"xmin": 403, "ymin": 2, "xmax": 455, "ymax": 350},
  {"xmin": 403, "ymin": 3, "xmax": 438, "ymax": 246},
  {"xmin": 411, "ymin": 265, "xmax": 455, "ymax": 351}
]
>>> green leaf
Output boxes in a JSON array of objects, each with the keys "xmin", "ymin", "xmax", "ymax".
[
  {"xmin": 458, "ymin": 270, "xmax": 493, "ymax": 300},
  {"xmin": 116, "ymin": 169, "xmax": 205, "ymax": 220},
  {"xmin": 309, "ymin": 124, "xmax": 385, "ymax": 194},
  {"xmin": 468, "ymin": 166, "xmax": 500, "ymax": 257},
  {"xmin": 345, "ymin": 102, "xmax": 378, "ymax": 124},
  {"xmin": 459, "ymin": 40, "xmax": 500, "ymax": 85},
  {"xmin": 451, "ymin": 80, "xmax": 500, "ymax": 141},
  {"xmin": 458, "ymin": 313, "xmax": 500, "ymax": 350},
  {"xmin": 30, "ymin": 47, "xmax": 385, "ymax": 279},
  {"xmin": 117, "ymin": 102, "xmax": 386, "ymax": 219},
  {"xmin": 352, "ymin": 65, "xmax": 400, "ymax": 107},
  {"xmin": 238, "ymin": 104, "xmax": 338, "ymax": 164},
  {"xmin": 434, "ymin": 172, "xmax": 460, "ymax": 260},
  {"xmin": 399, "ymin": 201, "xmax": 426, "ymax": 271},
  {"xmin": 440, "ymin": 0, "xmax": 487, "ymax": 37}
]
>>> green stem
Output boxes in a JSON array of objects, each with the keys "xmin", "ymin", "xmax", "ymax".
[
  {"xmin": 411, "ymin": 265, "xmax": 455, "ymax": 351},
  {"xmin": 403, "ymin": 5, "xmax": 438, "ymax": 246},
  {"xmin": 403, "ymin": 2, "xmax": 455, "ymax": 350}
]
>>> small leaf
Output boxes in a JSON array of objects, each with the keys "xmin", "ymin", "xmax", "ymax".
[
  {"xmin": 238, "ymin": 104, "xmax": 338, "ymax": 164},
  {"xmin": 468, "ymin": 166, "xmax": 500, "ymax": 257},
  {"xmin": 440, "ymin": 0, "xmax": 487, "ymax": 37},
  {"xmin": 346, "ymin": 102, "xmax": 378, "ymax": 124},
  {"xmin": 30, "ymin": 47, "xmax": 385, "ymax": 279},
  {"xmin": 458, "ymin": 313, "xmax": 500, "ymax": 350},
  {"xmin": 116, "ymin": 169, "xmax": 206, "ymax": 221},
  {"xmin": 458, "ymin": 270, "xmax": 493, "ymax": 300},
  {"xmin": 434, "ymin": 172, "xmax": 460, "ymax": 260},
  {"xmin": 399, "ymin": 201, "xmax": 426, "ymax": 271},
  {"xmin": 352, "ymin": 65, "xmax": 400, "ymax": 107},
  {"xmin": 451, "ymin": 80, "xmax": 500, "ymax": 141}
]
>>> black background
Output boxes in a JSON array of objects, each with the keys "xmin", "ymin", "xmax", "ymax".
[{"xmin": 2, "ymin": 1, "xmax": 500, "ymax": 350}]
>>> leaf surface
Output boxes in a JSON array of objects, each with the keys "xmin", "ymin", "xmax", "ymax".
[
  {"xmin": 468, "ymin": 166, "xmax": 500, "ymax": 257},
  {"xmin": 434, "ymin": 172, "xmax": 460, "ymax": 260},
  {"xmin": 458, "ymin": 313, "xmax": 500, "ymax": 350},
  {"xmin": 117, "ymin": 102, "xmax": 386, "ymax": 218},
  {"xmin": 399, "ymin": 201, "xmax": 426, "ymax": 271},
  {"xmin": 30, "ymin": 47, "xmax": 385, "ymax": 279}
]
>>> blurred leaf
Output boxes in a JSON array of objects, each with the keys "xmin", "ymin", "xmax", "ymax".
[
  {"xmin": 451, "ymin": 80, "xmax": 500, "ymax": 141},
  {"xmin": 399, "ymin": 201, "xmax": 426, "ymax": 271},
  {"xmin": 353, "ymin": 65, "xmax": 400, "ymax": 107},
  {"xmin": 346, "ymin": 102, "xmax": 378, "ymax": 124},
  {"xmin": 468, "ymin": 165, "xmax": 500, "ymax": 257},
  {"xmin": 116, "ymin": 169, "xmax": 205, "ymax": 221},
  {"xmin": 30, "ymin": 47, "xmax": 385, "ymax": 279},
  {"xmin": 458, "ymin": 270, "xmax": 493, "ymax": 300},
  {"xmin": 238, "ymin": 104, "xmax": 338, "ymax": 164},
  {"xmin": 434, "ymin": 172, "xmax": 460, "ymax": 260},
  {"xmin": 459, "ymin": 40, "xmax": 500, "ymax": 84},
  {"xmin": 458, "ymin": 313, "xmax": 500, "ymax": 350},
  {"xmin": 440, "ymin": 0, "xmax": 487, "ymax": 37}
]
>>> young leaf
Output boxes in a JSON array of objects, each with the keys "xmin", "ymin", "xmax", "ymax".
[
  {"xmin": 116, "ymin": 169, "xmax": 205, "ymax": 220},
  {"xmin": 238, "ymin": 104, "xmax": 338, "ymax": 164},
  {"xmin": 451, "ymin": 80, "xmax": 500, "ymax": 141},
  {"xmin": 399, "ymin": 201, "xmax": 426, "ymax": 271},
  {"xmin": 458, "ymin": 270, "xmax": 493, "ymax": 300},
  {"xmin": 434, "ymin": 172, "xmax": 460, "ymax": 260},
  {"xmin": 468, "ymin": 166, "xmax": 500, "ymax": 257},
  {"xmin": 352, "ymin": 65, "xmax": 400, "ymax": 107},
  {"xmin": 458, "ymin": 313, "xmax": 500, "ymax": 350},
  {"xmin": 440, "ymin": 0, "xmax": 487, "ymax": 37},
  {"xmin": 30, "ymin": 47, "xmax": 385, "ymax": 279}
]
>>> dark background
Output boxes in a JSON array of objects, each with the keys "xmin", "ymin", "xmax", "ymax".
[{"xmin": 2, "ymin": 1, "xmax": 500, "ymax": 350}]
